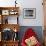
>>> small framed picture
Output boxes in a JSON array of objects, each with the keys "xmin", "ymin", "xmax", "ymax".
[
  {"xmin": 2, "ymin": 10, "xmax": 9, "ymax": 15},
  {"xmin": 23, "ymin": 8, "xmax": 36, "ymax": 19}
]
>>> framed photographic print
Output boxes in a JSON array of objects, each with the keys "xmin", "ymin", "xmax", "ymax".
[
  {"xmin": 2, "ymin": 10, "xmax": 9, "ymax": 15},
  {"xmin": 23, "ymin": 8, "xmax": 36, "ymax": 19}
]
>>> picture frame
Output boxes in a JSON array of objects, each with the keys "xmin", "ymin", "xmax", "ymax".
[
  {"xmin": 23, "ymin": 8, "xmax": 36, "ymax": 19},
  {"xmin": 2, "ymin": 10, "xmax": 9, "ymax": 15}
]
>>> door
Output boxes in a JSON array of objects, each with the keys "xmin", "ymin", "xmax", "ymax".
[{"xmin": 43, "ymin": 0, "xmax": 46, "ymax": 46}]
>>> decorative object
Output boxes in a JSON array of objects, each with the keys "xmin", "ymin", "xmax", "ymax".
[
  {"xmin": 14, "ymin": 28, "xmax": 17, "ymax": 32},
  {"xmin": 13, "ymin": 32, "xmax": 18, "ymax": 41},
  {"xmin": 2, "ymin": 16, "xmax": 8, "ymax": 24},
  {"xmin": 2, "ymin": 28, "xmax": 13, "ymax": 41},
  {"xmin": 9, "ymin": 10, "xmax": 18, "ymax": 15},
  {"xmin": 5, "ymin": 18, "xmax": 8, "ymax": 24},
  {"xmin": 15, "ymin": 0, "xmax": 17, "ymax": 7},
  {"xmin": 23, "ymin": 8, "xmax": 36, "ymax": 19},
  {"xmin": 2, "ymin": 10, "xmax": 9, "ymax": 15},
  {"xmin": 25, "ymin": 36, "xmax": 38, "ymax": 46}
]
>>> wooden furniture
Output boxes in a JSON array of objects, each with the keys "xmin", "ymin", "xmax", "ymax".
[{"xmin": 0, "ymin": 7, "xmax": 19, "ymax": 46}]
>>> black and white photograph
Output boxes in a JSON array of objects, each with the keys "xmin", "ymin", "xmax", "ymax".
[{"xmin": 23, "ymin": 8, "xmax": 36, "ymax": 19}]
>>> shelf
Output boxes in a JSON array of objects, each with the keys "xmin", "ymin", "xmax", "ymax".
[
  {"xmin": 2, "ymin": 40, "xmax": 19, "ymax": 43},
  {"xmin": 0, "ymin": 7, "xmax": 19, "ymax": 10},
  {"xmin": 0, "ymin": 7, "xmax": 19, "ymax": 16},
  {"xmin": 0, "ymin": 7, "xmax": 19, "ymax": 24},
  {"xmin": 1, "ymin": 40, "xmax": 19, "ymax": 46},
  {"xmin": 0, "ymin": 7, "xmax": 19, "ymax": 46}
]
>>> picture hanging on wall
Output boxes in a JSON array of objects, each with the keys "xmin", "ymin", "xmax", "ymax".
[{"xmin": 23, "ymin": 8, "xmax": 36, "ymax": 19}]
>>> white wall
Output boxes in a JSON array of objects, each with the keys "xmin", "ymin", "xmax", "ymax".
[{"xmin": 0, "ymin": 0, "xmax": 44, "ymax": 26}]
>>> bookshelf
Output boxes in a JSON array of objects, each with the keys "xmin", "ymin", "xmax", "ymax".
[{"xmin": 0, "ymin": 7, "xmax": 19, "ymax": 46}]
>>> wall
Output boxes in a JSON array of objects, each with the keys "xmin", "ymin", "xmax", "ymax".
[{"xmin": 0, "ymin": 0, "xmax": 44, "ymax": 26}]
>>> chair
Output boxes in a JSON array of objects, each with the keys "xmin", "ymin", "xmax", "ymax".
[{"xmin": 21, "ymin": 28, "xmax": 41, "ymax": 46}]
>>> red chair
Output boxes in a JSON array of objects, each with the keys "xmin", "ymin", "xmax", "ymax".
[{"xmin": 21, "ymin": 28, "xmax": 41, "ymax": 46}]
